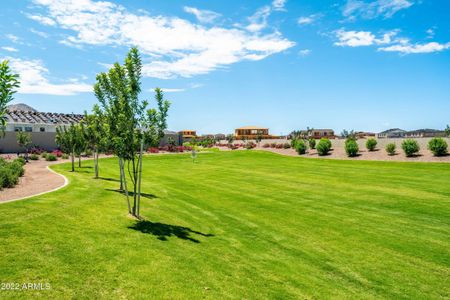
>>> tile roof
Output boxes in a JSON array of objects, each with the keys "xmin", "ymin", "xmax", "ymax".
[{"xmin": 5, "ymin": 110, "xmax": 83, "ymax": 125}]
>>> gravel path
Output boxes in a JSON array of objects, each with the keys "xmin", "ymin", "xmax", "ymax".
[{"xmin": 0, "ymin": 159, "xmax": 67, "ymax": 203}]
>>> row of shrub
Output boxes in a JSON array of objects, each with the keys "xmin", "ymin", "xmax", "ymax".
[
  {"xmin": 147, "ymin": 145, "xmax": 194, "ymax": 153},
  {"xmin": 292, "ymin": 138, "xmax": 332, "ymax": 156},
  {"xmin": 0, "ymin": 157, "xmax": 25, "ymax": 190},
  {"xmin": 343, "ymin": 137, "xmax": 448, "ymax": 157},
  {"xmin": 262, "ymin": 143, "xmax": 291, "ymax": 149}
]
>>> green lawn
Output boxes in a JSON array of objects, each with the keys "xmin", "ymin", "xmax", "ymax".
[{"xmin": 0, "ymin": 151, "xmax": 449, "ymax": 299}]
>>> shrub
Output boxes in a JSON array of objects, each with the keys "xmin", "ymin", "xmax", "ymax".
[
  {"xmin": 345, "ymin": 139, "xmax": 359, "ymax": 157},
  {"xmin": 62, "ymin": 154, "xmax": 69, "ymax": 159},
  {"xmin": 295, "ymin": 140, "xmax": 307, "ymax": 155},
  {"xmin": 275, "ymin": 144, "xmax": 283, "ymax": 149},
  {"xmin": 283, "ymin": 143, "xmax": 291, "ymax": 149},
  {"xmin": 262, "ymin": 143, "xmax": 270, "ymax": 148},
  {"xmin": 290, "ymin": 139, "xmax": 297, "ymax": 149},
  {"xmin": 308, "ymin": 138, "xmax": 316, "ymax": 149},
  {"xmin": 245, "ymin": 142, "xmax": 256, "ymax": 150},
  {"xmin": 52, "ymin": 150, "xmax": 63, "ymax": 157},
  {"xmin": 29, "ymin": 146, "xmax": 44, "ymax": 155},
  {"xmin": 147, "ymin": 147, "xmax": 159, "ymax": 153},
  {"xmin": 270, "ymin": 143, "xmax": 277, "ymax": 148},
  {"xmin": 30, "ymin": 154, "xmax": 39, "ymax": 160},
  {"xmin": 41, "ymin": 152, "xmax": 48, "ymax": 159},
  {"xmin": 316, "ymin": 138, "xmax": 332, "ymax": 156},
  {"xmin": 45, "ymin": 154, "xmax": 57, "ymax": 161},
  {"xmin": 401, "ymin": 139, "xmax": 420, "ymax": 157},
  {"xmin": 428, "ymin": 138, "xmax": 448, "ymax": 156},
  {"xmin": 10, "ymin": 160, "xmax": 25, "ymax": 177},
  {"xmin": 0, "ymin": 168, "xmax": 18, "ymax": 189},
  {"xmin": 0, "ymin": 159, "xmax": 25, "ymax": 189},
  {"xmin": 16, "ymin": 157, "xmax": 26, "ymax": 166},
  {"xmin": 385, "ymin": 143, "xmax": 396, "ymax": 156},
  {"xmin": 366, "ymin": 138, "xmax": 377, "ymax": 151}
]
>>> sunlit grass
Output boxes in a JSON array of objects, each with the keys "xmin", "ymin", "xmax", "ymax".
[{"xmin": 0, "ymin": 151, "xmax": 449, "ymax": 298}]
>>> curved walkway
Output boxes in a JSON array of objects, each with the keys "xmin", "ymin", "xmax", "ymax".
[{"xmin": 0, "ymin": 159, "xmax": 68, "ymax": 204}]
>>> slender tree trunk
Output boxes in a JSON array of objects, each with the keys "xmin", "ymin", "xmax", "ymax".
[
  {"xmin": 118, "ymin": 157, "xmax": 123, "ymax": 191},
  {"xmin": 71, "ymin": 148, "xmax": 75, "ymax": 172},
  {"xmin": 94, "ymin": 149, "xmax": 99, "ymax": 178},
  {"xmin": 137, "ymin": 138, "xmax": 144, "ymax": 218},
  {"xmin": 120, "ymin": 158, "xmax": 131, "ymax": 214},
  {"xmin": 131, "ymin": 157, "xmax": 137, "ymax": 216},
  {"xmin": 78, "ymin": 155, "xmax": 81, "ymax": 167}
]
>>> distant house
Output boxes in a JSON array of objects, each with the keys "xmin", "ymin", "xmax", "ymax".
[
  {"xmin": 159, "ymin": 130, "xmax": 182, "ymax": 146},
  {"xmin": 308, "ymin": 129, "xmax": 335, "ymax": 139},
  {"xmin": 377, "ymin": 128, "xmax": 406, "ymax": 139},
  {"xmin": 214, "ymin": 133, "xmax": 226, "ymax": 141},
  {"xmin": 234, "ymin": 126, "xmax": 271, "ymax": 139},
  {"xmin": 0, "ymin": 104, "xmax": 83, "ymax": 152},
  {"xmin": 178, "ymin": 130, "xmax": 196, "ymax": 143},
  {"xmin": 355, "ymin": 131, "xmax": 376, "ymax": 139},
  {"xmin": 404, "ymin": 129, "xmax": 447, "ymax": 138}
]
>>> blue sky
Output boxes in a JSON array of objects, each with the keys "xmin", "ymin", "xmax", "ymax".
[{"xmin": 1, "ymin": 0, "xmax": 449, "ymax": 135}]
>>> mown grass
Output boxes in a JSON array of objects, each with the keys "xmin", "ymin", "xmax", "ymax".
[{"xmin": 0, "ymin": 151, "xmax": 449, "ymax": 299}]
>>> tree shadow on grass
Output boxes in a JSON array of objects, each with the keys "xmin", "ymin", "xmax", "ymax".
[
  {"xmin": 98, "ymin": 177, "xmax": 120, "ymax": 182},
  {"xmin": 105, "ymin": 189, "xmax": 158, "ymax": 199},
  {"xmin": 128, "ymin": 220, "xmax": 214, "ymax": 243}
]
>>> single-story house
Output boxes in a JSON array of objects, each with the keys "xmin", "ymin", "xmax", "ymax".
[
  {"xmin": 0, "ymin": 104, "xmax": 83, "ymax": 153},
  {"xmin": 308, "ymin": 129, "xmax": 335, "ymax": 139},
  {"xmin": 234, "ymin": 126, "xmax": 272, "ymax": 139},
  {"xmin": 404, "ymin": 129, "xmax": 447, "ymax": 138},
  {"xmin": 377, "ymin": 128, "xmax": 407, "ymax": 138}
]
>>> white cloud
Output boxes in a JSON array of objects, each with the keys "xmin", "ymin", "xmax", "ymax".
[
  {"xmin": 159, "ymin": 88, "xmax": 185, "ymax": 93},
  {"xmin": 5, "ymin": 34, "xmax": 20, "ymax": 43},
  {"xmin": 30, "ymin": 28, "xmax": 49, "ymax": 38},
  {"xmin": 335, "ymin": 29, "xmax": 450, "ymax": 54},
  {"xmin": 246, "ymin": 6, "xmax": 272, "ymax": 32},
  {"xmin": 1, "ymin": 47, "xmax": 18, "ymax": 52},
  {"xmin": 298, "ymin": 49, "xmax": 311, "ymax": 56},
  {"xmin": 426, "ymin": 28, "xmax": 435, "ymax": 39},
  {"xmin": 298, "ymin": 17, "xmax": 313, "ymax": 25},
  {"xmin": 183, "ymin": 7, "xmax": 220, "ymax": 23},
  {"xmin": 272, "ymin": 0, "xmax": 287, "ymax": 11},
  {"xmin": 379, "ymin": 42, "xmax": 450, "ymax": 54},
  {"xmin": 30, "ymin": 0, "xmax": 294, "ymax": 79},
  {"xmin": 334, "ymin": 29, "xmax": 398, "ymax": 47},
  {"xmin": 27, "ymin": 14, "xmax": 57, "ymax": 26},
  {"xmin": 343, "ymin": 0, "xmax": 414, "ymax": 20},
  {"xmin": 297, "ymin": 14, "xmax": 321, "ymax": 25},
  {"xmin": 5, "ymin": 57, "xmax": 92, "ymax": 95}
]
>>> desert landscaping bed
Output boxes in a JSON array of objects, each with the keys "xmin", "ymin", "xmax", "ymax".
[{"xmin": 220, "ymin": 138, "xmax": 450, "ymax": 163}]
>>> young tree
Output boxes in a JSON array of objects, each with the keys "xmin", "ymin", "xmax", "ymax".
[
  {"xmin": 73, "ymin": 124, "xmax": 86, "ymax": 168},
  {"xmin": 94, "ymin": 48, "xmax": 169, "ymax": 218},
  {"xmin": 16, "ymin": 131, "xmax": 32, "ymax": 160},
  {"xmin": 446, "ymin": 125, "xmax": 450, "ymax": 137},
  {"xmin": 0, "ymin": 60, "xmax": 20, "ymax": 137},
  {"xmin": 81, "ymin": 106, "xmax": 108, "ymax": 178},
  {"xmin": 56, "ymin": 124, "xmax": 79, "ymax": 172}
]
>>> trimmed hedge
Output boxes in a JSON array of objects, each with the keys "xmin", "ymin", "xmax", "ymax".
[
  {"xmin": 366, "ymin": 138, "xmax": 377, "ymax": 151},
  {"xmin": 385, "ymin": 143, "xmax": 396, "ymax": 156},
  {"xmin": 295, "ymin": 140, "xmax": 307, "ymax": 155},
  {"xmin": 345, "ymin": 139, "xmax": 359, "ymax": 157},
  {"xmin": 402, "ymin": 139, "xmax": 420, "ymax": 157},
  {"xmin": 428, "ymin": 138, "xmax": 448, "ymax": 156},
  {"xmin": 316, "ymin": 138, "xmax": 332, "ymax": 156}
]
